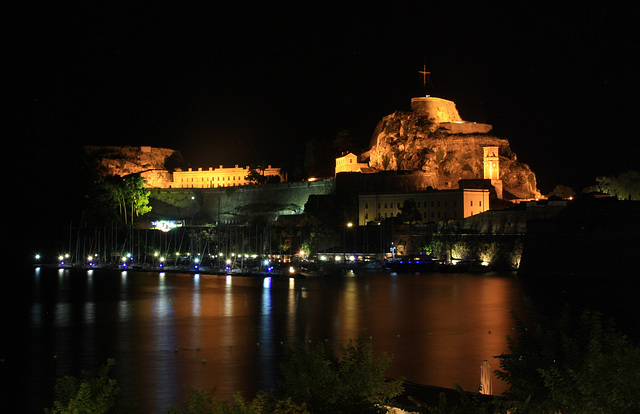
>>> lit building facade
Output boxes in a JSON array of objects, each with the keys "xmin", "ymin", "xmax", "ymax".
[
  {"xmin": 358, "ymin": 188, "xmax": 490, "ymax": 225},
  {"xmin": 171, "ymin": 165, "xmax": 282, "ymax": 188},
  {"xmin": 335, "ymin": 152, "xmax": 368, "ymax": 175}
]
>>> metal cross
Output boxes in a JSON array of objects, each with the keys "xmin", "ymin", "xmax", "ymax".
[{"xmin": 419, "ymin": 64, "xmax": 431, "ymax": 95}]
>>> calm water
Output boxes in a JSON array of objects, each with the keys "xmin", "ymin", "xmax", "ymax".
[{"xmin": 1, "ymin": 266, "xmax": 636, "ymax": 413}]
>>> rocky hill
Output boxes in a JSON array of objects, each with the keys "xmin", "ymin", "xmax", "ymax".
[
  {"xmin": 364, "ymin": 106, "xmax": 541, "ymax": 200},
  {"xmin": 83, "ymin": 146, "xmax": 185, "ymax": 187}
]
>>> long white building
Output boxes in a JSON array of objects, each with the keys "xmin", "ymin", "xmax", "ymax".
[
  {"xmin": 171, "ymin": 165, "xmax": 282, "ymax": 188},
  {"xmin": 358, "ymin": 188, "xmax": 490, "ymax": 225}
]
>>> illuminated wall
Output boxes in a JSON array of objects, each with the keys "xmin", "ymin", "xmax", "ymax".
[
  {"xmin": 358, "ymin": 189, "xmax": 490, "ymax": 225},
  {"xmin": 171, "ymin": 165, "xmax": 282, "ymax": 188},
  {"xmin": 410, "ymin": 96, "xmax": 463, "ymax": 123}
]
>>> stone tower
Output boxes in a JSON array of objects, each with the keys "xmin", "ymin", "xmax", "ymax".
[
  {"xmin": 410, "ymin": 96, "xmax": 493, "ymax": 134},
  {"xmin": 483, "ymin": 146, "xmax": 503, "ymax": 199}
]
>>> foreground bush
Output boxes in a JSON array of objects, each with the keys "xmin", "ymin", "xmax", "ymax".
[
  {"xmin": 167, "ymin": 388, "xmax": 307, "ymax": 414},
  {"xmin": 278, "ymin": 335, "xmax": 403, "ymax": 413},
  {"xmin": 167, "ymin": 333, "xmax": 402, "ymax": 414},
  {"xmin": 44, "ymin": 358, "xmax": 122, "ymax": 414},
  {"xmin": 496, "ymin": 300, "xmax": 640, "ymax": 413}
]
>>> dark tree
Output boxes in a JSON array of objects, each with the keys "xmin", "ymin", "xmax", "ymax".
[
  {"xmin": 585, "ymin": 170, "xmax": 640, "ymax": 200},
  {"xmin": 496, "ymin": 300, "xmax": 640, "ymax": 413},
  {"xmin": 397, "ymin": 199, "xmax": 423, "ymax": 224}
]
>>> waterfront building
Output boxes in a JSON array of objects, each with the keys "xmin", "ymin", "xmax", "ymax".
[{"xmin": 358, "ymin": 188, "xmax": 490, "ymax": 225}]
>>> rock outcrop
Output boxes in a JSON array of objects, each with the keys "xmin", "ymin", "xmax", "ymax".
[
  {"xmin": 84, "ymin": 146, "xmax": 185, "ymax": 187},
  {"xmin": 365, "ymin": 98, "xmax": 541, "ymax": 200}
]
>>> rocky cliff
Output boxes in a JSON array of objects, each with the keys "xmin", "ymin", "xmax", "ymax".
[
  {"xmin": 365, "ymin": 107, "xmax": 541, "ymax": 200},
  {"xmin": 84, "ymin": 146, "xmax": 185, "ymax": 187}
]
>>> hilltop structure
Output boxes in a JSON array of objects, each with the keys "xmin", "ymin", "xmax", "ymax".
[{"xmin": 358, "ymin": 95, "xmax": 540, "ymax": 201}]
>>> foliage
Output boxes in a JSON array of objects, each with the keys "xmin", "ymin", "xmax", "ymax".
[
  {"xmin": 548, "ymin": 184, "xmax": 576, "ymax": 199},
  {"xmin": 45, "ymin": 358, "xmax": 122, "ymax": 414},
  {"xmin": 585, "ymin": 170, "xmax": 640, "ymax": 200},
  {"xmin": 407, "ymin": 385, "xmax": 504, "ymax": 414},
  {"xmin": 83, "ymin": 174, "xmax": 152, "ymax": 227},
  {"xmin": 278, "ymin": 334, "xmax": 404, "ymax": 413},
  {"xmin": 167, "ymin": 388, "xmax": 308, "ymax": 414},
  {"xmin": 332, "ymin": 129, "xmax": 360, "ymax": 156},
  {"xmin": 397, "ymin": 199, "xmax": 423, "ymax": 225},
  {"xmin": 245, "ymin": 162, "xmax": 279, "ymax": 185},
  {"xmin": 496, "ymin": 299, "xmax": 640, "ymax": 413}
]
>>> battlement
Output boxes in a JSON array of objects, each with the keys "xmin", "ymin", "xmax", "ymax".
[{"xmin": 410, "ymin": 97, "xmax": 492, "ymax": 134}]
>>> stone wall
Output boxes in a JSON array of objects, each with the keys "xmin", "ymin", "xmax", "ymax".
[
  {"xmin": 410, "ymin": 97, "xmax": 463, "ymax": 123},
  {"xmin": 148, "ymin": 179, "xmax": 335, "ymax": 225}
]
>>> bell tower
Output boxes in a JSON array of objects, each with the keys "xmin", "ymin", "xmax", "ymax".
[
  {"xmin": 483, "ymin": 146, "xmax": 499, "ymax": 180},
  {"xmin": 483, "ymin": 146, "xmax": 503, "ymax": 199}
]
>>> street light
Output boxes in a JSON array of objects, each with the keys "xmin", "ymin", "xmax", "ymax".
[{"xmin": 344, "ymin": 222, "xmax": 354, "ymax": 262}]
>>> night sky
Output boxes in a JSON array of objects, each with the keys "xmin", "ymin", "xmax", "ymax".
[{"xmin": 8, "ymin": 2, "xmax": 637, "ymax": 209}]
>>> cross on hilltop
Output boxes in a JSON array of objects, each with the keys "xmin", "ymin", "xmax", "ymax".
[{"xmin": 419, "ymin": 63, "xmax": 433, "ymax": 96}]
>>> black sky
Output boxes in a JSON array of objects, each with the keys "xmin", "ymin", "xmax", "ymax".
[{"xmin": 9, "ymin": 1, "xmax": 638, "ymax": 198}]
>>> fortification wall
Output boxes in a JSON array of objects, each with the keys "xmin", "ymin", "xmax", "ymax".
[
  {"xmin": 148, "ymin": 179, "xmax": 335, "ymax": 224},
  {"xmin": 410, "ymin": 97, "xmax": 463, "ymax": 123}
]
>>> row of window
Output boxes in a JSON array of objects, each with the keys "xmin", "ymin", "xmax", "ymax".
[
  {"xmin": 177, "ymin": 175, "xmax": 245, "ymax": 182},
  {"xmin": 364, "ymin": 199, "xmax": 480, "ymax": 209},
  {"xmin": 364, "ymin": 210, "xmax": 459, "ymax": 220}
]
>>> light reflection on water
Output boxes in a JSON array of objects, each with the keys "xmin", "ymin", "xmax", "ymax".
[{"xmin": 10, "ymin": 268, "xmax": 532, "ymax": 413}]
